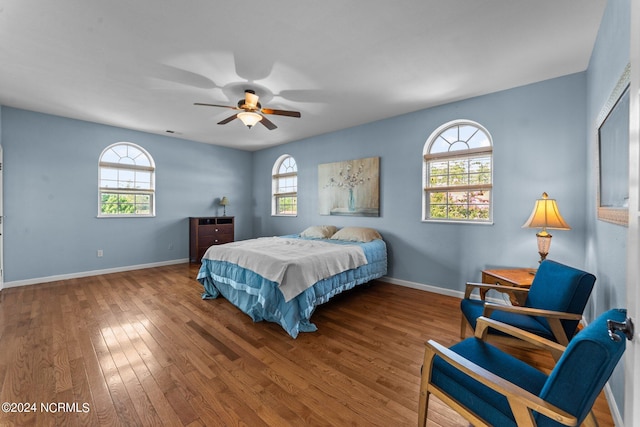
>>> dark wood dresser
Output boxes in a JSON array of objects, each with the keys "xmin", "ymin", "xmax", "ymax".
[{"xmin": 189, "ymin": 216, "xmax": 234, "ymax": 263}]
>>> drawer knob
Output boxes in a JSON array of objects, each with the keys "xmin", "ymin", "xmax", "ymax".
[{"xmin": 215, "ymin": 228, "xmax": 219, "ymax": 232}]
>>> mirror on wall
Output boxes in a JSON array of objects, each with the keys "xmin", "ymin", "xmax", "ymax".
[{"xmin": 597, "ymin": 64, "xmax": 630, "ymax": 226}]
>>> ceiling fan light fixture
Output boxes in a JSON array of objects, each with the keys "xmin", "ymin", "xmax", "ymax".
[
  {"xmin": 237, "ymin": 111, "xmax": 263, "ymax": 128},
  {"xmin": 195, "ymin": 90, "xmax": 299, "ymax": 131}
]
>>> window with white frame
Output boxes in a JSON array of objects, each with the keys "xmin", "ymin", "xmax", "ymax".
[
  {"xmin": 272, "ymin": 155, "xmax": 297, "ymax": 216},
  {"xmin": 423, "ymin": 120, "xmax": 493, "ymax": 222},
  {"xmin": 98, "ymin": 142, "xmax": 155, "ymax": 217}
]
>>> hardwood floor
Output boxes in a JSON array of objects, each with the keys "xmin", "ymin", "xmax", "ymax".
[{"xmin": 0, "ymin": 264, "xmax": 614, "ymax": 426}]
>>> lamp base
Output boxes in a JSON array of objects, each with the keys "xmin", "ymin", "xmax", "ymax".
[
  {"xmin": 536, "ymin": 232, "xmax": 552, "ymax": 264},
  {"xmin": 537, "ymin": 252, "xmax": 548, "ymax": 264}
]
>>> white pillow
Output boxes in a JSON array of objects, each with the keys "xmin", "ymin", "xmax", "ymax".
[
  {"xmin": 300, "ymin": 225, "xmax": 338, "ymax": 239},
  {"xmin": 330, "ymin": 227, "xmax": 382, "ymax": 242}
]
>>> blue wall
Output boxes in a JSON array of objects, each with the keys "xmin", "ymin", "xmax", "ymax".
[
  {"xmin": 1, "ymin": 72, "xmax": 591, "ymax": 291},
  {"xmin": 1, "ymin": 107, "xmax": 253, "ymax": 282},
  {"xmin": 585, "ymin": 0, "xmax": 630, "ymax": 319},
  {"xmin": 585, "ymin": 0, "xmax": 630, "ymax": 419},
  {"xmin": 252, "ymin": 73, "xmax": 589, "ymax": 293}
]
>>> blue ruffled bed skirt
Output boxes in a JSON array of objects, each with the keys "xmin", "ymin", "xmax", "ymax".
[{"xmin": 197, "ymin": 238, "xmax": 387, "ymax": 338}]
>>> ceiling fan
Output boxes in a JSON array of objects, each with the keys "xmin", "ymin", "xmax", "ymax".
[{"xmin": 194, "ymin": 89, "xmax": 301, "ymax": 130}]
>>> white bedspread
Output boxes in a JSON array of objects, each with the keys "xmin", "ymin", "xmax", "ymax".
[{"xmin": 202, "ymin": 237, "xmax": 368, "ymax": 302}]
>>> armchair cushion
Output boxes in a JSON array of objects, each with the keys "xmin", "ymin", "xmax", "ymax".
[
  {"xmin": 460, "ymin": 260, "xmax": 596, "ymax": 343},
  {"xmin": 432, "ymin": 338, "xmax": 548, "ymax": 427},
  {"xmin": 460, "ymin": 299, "xmax": 555, "ymax": 340}
]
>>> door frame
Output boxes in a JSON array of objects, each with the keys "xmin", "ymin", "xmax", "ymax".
[{"xmin": 624, "ymin": 1, "xmax": 639, "ymax": 425}]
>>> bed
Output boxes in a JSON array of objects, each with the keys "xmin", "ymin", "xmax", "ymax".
[{"xmin": 196, "ymin": 226, "xmax": 387, "ymax": 338}]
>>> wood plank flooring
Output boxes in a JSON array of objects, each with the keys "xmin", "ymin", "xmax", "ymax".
[{"xmin": 0, "ymin": 264, "xmax": 614, "ymax": 426}]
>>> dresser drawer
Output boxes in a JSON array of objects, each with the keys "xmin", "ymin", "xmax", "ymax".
[
  {"xmin": 199, "ymin": 233, "xmax": 233, "ymax": 247},
  {"xmin": 199, "ymin": 224, "xmax": 233, "ymax": 237}
]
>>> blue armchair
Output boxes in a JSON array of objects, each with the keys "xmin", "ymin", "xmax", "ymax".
[
  {"xmin": 419, "ymin": 308, "xmax": 630, "ymax": 427},
  {"xmin": 460, "ymin": 260, "xmax": 596, "ymax": 346}
]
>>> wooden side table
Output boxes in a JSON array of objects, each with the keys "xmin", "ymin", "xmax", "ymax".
[{"xmin": 481, "ymin": 268, "xmax": 536, "ymax": 306}]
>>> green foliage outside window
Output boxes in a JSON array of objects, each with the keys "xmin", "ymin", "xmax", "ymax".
[
  {"xmin": 428, "ymin": 191, "xmax": 491, "ymax": 220},
  {"xmin": 277, "ymin": 196, "xmax": 297, "ymax": 215},
  {"xmin": 101, "ymin": 193, "xmax": 151, "ymax": 215},
  {"xmin": 427, "ymin": 156, "xmax": 491, "ymax": 220},
  {"xmin": 429, "ymin": 157, "xmax": 491, "ymax": 186}
]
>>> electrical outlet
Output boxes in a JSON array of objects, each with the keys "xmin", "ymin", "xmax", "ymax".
[
  {"xmin": 168, "ymin": 243, "xmax": 174, "ymax": 251},
  {"xmin": 97, "ymin": 249, "xmax": 103, "ymax": 257}
]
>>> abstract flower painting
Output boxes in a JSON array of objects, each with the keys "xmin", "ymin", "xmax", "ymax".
[{"xmin": 318, "ymin": 157, "xmax": 380, "ymax": 216}]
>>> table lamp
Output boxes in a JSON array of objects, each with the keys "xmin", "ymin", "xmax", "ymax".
[
  {"xmin": 220, "ymin": 196, "xmax": 229, "ymax": 216},
  {"xmin": 522, "ymin": 192, "xmax": 571, "ymax": 263}
]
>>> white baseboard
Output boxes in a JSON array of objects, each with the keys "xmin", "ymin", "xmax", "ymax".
[
  {"xmin": 381, "ymin": 275, "xmax": 508, "ymax": 304},
  {"xmin": 382, "ymin": 275, "xmax": 465, "ymax": 299},
  {"xmin": 603, "ymin": 383, "xmax": 624, "ymax": 427},
  {"xmin": 2, "ymin": 258, "xmax": 189, "ymax": 289}
]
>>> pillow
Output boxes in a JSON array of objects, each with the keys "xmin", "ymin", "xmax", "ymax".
[
  {"xmin": 300, "ymin": 225, "xmax": 338, "ymax": 239},
  {"xmin": 330, "ymin": 227, "xmax": 382, "ymax": 242}
]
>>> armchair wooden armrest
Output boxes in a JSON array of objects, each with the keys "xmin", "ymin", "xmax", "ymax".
[
  {"xmin": 464, "ymin": 281, "xmax": 530, "ymax": 300},
  {"xmin": 422, "ymin": 340, "xmax": 577, "ymax": 427},
  {"xmin": 482, "ymin": 303, "xmax": 583, "ymax": 346},
  {"xmin": 475, "ymin": 317, "xmax": 566, "ymax": 361}
]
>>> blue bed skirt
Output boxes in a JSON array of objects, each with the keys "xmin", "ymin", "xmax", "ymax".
[{"xmin": 197, "ymin": 238, "xmax": 387, "ymax": 338}]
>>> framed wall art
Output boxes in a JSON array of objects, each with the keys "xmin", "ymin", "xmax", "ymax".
[
  {"xmin": 318, "ymin": 157, "xmax": 380, "ymax": 216},
  {"xmin": 596, "ymin": 63, "xmax": 630, "ymax": 226}
]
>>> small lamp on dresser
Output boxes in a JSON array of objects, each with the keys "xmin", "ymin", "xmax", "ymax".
[
  {"xmin": 219, "ymin": 196, "xmax": 229, "ymax": 216},
  {"xmin": 522, "ymin": 192, "xmax": 571, "ymax": 263}
]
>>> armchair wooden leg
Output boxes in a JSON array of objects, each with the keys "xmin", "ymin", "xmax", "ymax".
[
  {"xmin": 418, "ymin": 389, "xmax": 430, "ymax": 427},
  {"xmin": 460, "ymin": 317, "xmax": 467, "ymax": 339},
  {"xmin": 418, "ymin": 346, "xmax": 436, "ymax": 427},
  {"xmin": 583, "ymin": 410, "xmax": 599, "ymax": 427}
]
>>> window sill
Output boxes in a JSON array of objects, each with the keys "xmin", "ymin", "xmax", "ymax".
[
  {"xmin": 97, "ymin": 214, "xmax": 156, "ymax": 218},
  {"xmin": 422, "ymin": 219, "xmax": 493, "ymax": 225}
]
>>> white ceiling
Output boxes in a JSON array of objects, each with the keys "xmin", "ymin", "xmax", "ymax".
[{"xmin": 0, "ymin": 1, "xmax": 606, "ymax": 151}]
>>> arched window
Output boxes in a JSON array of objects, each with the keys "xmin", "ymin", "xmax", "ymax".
[
  {"xmin": 272, "ymin": 154, "xmax": 297, "ymax": 216},
  {"xmin": 98, "ymin": 142, "xmax": 155, "ymax": 217},
  {"xmin": 423, "ymin": 120, "xmax": 493, "ymax": 222}
]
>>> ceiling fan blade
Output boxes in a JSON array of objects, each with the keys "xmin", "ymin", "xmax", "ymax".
[
  {"xmin": 259, "ymin": 115, "xmax": 278, "ymax": 130},
  {"xmin": 194, "ymin": 102, "xmax": 239, "ymax": 110},
  {"xmin": 261, "ymin": 108, "xmax": 301, "ymax": 118},
  {"xmin": 217, "ymin": 114, "xmax": 238, "ymax": 125}
]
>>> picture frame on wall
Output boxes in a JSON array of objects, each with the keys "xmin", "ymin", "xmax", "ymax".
[
  {"xmin": 318, "ymin": 157, "xmax": 380, "ymax": 217},
  {"xmin": 596, "ymin": 63, "xmax": 630, "ymax": 226}
]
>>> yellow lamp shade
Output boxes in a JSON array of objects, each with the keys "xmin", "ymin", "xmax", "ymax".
[
  {"xmin": 522, "ymin": 192, "xmax": 571, "ymax": 231},
  {"xmin": 522, "ymin": 192, "xmax": 570, "ymax": 263}
]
